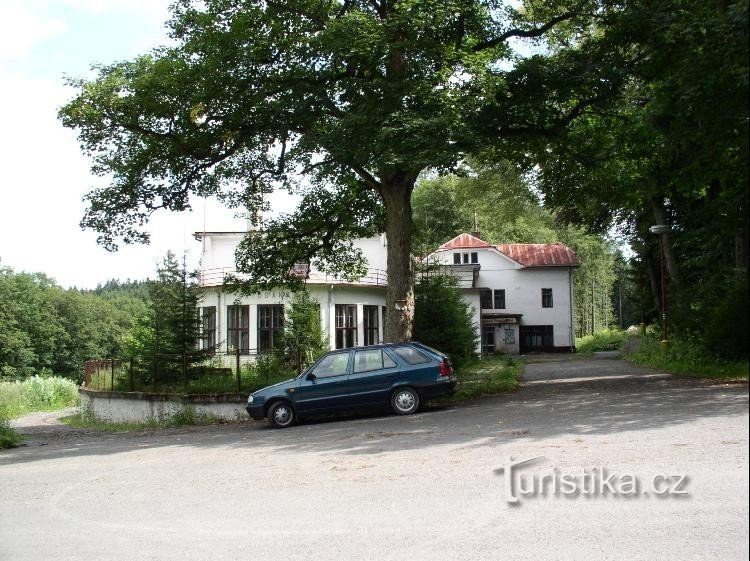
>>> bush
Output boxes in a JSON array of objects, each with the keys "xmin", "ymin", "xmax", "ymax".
[
  {"xmin": 0, "ymin": 375, "xmax": 79, "ymax": 419},
  {"xmin": 576, "ymin": 329, "xmax": 628, "ymax": 353},
  {"xmin": 414, "ymin": 273, "xmax": 478, "ymax": 369}
]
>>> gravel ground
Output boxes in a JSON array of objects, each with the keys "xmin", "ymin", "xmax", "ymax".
[{"xmin": 1, "ymin": 355, "xmax": 747, "ymax": 561}]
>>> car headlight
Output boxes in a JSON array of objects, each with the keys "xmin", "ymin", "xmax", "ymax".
[{"xmin": 247, "ymin": 395, "xmax": 253, "ymax": 404}]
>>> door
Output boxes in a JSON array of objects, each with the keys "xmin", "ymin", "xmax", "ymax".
[
  {"xmin": 347, "ymin": 348, "xmax": 398, "ymax": 405},
  {"xmin": 294, "ymin": 351, "xmax": 352, "ymax": 413}
]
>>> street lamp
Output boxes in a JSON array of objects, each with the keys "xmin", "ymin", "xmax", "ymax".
[{"xmin": 649, "ymin": 224, "xmax": 670, "ymax": 351}]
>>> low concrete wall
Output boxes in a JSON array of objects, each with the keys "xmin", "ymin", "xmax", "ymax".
[{"xmin": 79, "ymin": 388, "xmax": 247, "ymax": 423}]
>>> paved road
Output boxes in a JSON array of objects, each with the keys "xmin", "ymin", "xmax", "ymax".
[{"xmin": 1, "ymin": 355, "xmax": 747, "ymax": 561}]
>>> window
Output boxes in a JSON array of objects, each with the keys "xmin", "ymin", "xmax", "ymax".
[
  {"xmin": 482, "ymin": 327, "xmax": 495, "ymax": 354},
  {"xmin": 335, "ymin": 304, "xmax": 357, "ymax": 349},
  {"xmin": 542, "ymin": 288, "xmax": 553, "ymax": 308},
  {"xmin": 392, "ymin": 346, "xmax": 430, "ymax": 364},
  {"xmin": 493, "ymin": 289, "xmax": 506, "ymax": 309},
  {"xmin": 480, "ymin": 289, "xmax": 492, "ymax": 309},
  {"xmin": 453, "ymin": 253, "xmax": 461, "ymax": 264},
  {"xmin": 363, "ymin": 305, "xmax": 379, "ymax": 346},
  {"xmin": 199, "ymin": 306, "xmax": 216, "ymax": 351},
  {"xmin": 353, "ymin": 349, "xmax": 397, "ymax": 373},
  {"xmin": 462, "ymin": 253, "xmax": 469, "ymax": 264},
  {"xmin": 227, "ymin": 305, "xmax": 249, "ymax": 354},
  {"xmin": 471, "ymin": 252, "xmax": 478, "ymax": 264},
  {"xmin": 311, "ymin": 352, "xmax": 350, "ymax": 378},
  {"xmin": 521, "ymin": 325, "xmax": 554, "ymax": 351},
  {"xmin": 258, "ymin": 304, "xmax": 284, "ymax": 351}
]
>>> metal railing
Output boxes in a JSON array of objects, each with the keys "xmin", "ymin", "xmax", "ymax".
[{"xmin": 197, "ymin": 267, "xmax": 388, "ymax": 288}]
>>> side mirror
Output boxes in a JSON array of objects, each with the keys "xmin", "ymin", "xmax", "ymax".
[{"xmin": 306, "ymin": 372, "xmax": 317, "ymax": 381}]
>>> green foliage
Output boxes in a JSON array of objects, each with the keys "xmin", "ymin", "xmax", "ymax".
[
  {"xmin": 0, "ymin": 376, "xmax": 80, "ymax": 419},
  {"xmin": 414, "ymin": 273, "xmax": 478, "ymax": 369},
  {"xmin": 279, "ymin": 291, "xmax": 329, "ymax": 373},
  {"xmin": 0, "ymin": 267, "xmax": 145, "ymax": 380},
  {"xmin": 624, "ymin": 335, "xmax": 749, "ymax": 381},
  {"xmin": 449, "ymin": 354, "xmax": 521, "ymax": 401},
  {"xmin": 0, "ymin": 416, "xmax": 22, "ymax": 449},
  {"xmin": 576, "ymin": 329, "xmax": 628, "ymax": 354}
]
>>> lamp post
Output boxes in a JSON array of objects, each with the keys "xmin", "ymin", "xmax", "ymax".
[{"xmin": 649, "ymin": 224, "xmax": 670, "ymax": 351}]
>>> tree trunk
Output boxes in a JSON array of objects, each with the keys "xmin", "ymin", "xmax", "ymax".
[
  {"xmin": 380, "ymin": 178, "xmax": 416, "ymax": 343},
  {"xmin": 645, "ymin": 251, "xmax": 661, "ymax": 315}
]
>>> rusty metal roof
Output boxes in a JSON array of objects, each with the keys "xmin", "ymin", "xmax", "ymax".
[
  {"xmin": 438, "ymin": 233, "xmax": 492, "ymax": 250},
  {"xmin": 496, "ymin": 243, "xmax": 580, "ymax": 267}
]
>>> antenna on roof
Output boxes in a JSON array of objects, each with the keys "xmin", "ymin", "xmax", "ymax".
[{"xmin": 471, "ymin": 210, "xmax": 481, "ymax": 240}]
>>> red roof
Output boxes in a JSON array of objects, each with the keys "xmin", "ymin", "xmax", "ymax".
[
  {"xmin": 496, "ymin": 243, "xmax": 580, "ymax": 267},
  {"xmin": 438, "ymin": 233, "xmax": 579, "ymax": 267},
  {"xmin": 439, "ymin": 233, "xmax": 492, "ymax": 250}
]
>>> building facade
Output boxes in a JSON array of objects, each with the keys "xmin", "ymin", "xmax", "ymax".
[
  {"xmin": 427, "ymin": 233, "xmax": 580, "ymax": 354},
  {"xmin": 195, "ymin": 230, "xmax": 579, "ymax": 360}
]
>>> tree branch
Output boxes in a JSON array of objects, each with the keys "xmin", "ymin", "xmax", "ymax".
[{"xmin": 472, "ymin": 11, "xmax": 577, "ymax": 52}]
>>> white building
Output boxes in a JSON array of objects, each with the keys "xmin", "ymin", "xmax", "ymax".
[
  {"xmin": 194, "ymin": 229, "xmax": 579, "ymax": 360},
  {"xmin": 194, "ymin": 232, "xmax": 388, "ymax": 360},
  {"xmin": 427, "ymin": 233, "xmax": 579, "ymax": 354}
]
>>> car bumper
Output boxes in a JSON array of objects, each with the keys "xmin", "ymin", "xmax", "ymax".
[
  {"xmin": 246, "ymin": 404, "xmax": 265, "ymax": 420},
  {"xmin": 420, "ymin": 378, "xmax": 457, "ymax": 399}
]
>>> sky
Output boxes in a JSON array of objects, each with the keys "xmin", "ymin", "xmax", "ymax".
[{"xmin": 0, "ymin": 0, "xmax": 296, "ymax": 289}]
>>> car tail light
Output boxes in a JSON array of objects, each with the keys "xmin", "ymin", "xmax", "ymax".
[{"xmin": 439, "ymin": 358, "xmax": 453, "ymax": 377}]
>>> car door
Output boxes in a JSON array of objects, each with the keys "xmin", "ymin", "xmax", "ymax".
[
  {"xmin": 347, "ymin": 348, "xmax": 398, "ymax": 406},
  {"xmin": 293, "ymin": 350, "xmax": 352, "ymax": 413}
]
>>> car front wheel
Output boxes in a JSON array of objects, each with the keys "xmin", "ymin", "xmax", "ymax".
[
  {"xmin": 391, "ymin": 387, "xmax": 419, "ymax": 415},
  {"xmin": 268, "ymin": 401, "xmax": 296, "ymax": 428}
]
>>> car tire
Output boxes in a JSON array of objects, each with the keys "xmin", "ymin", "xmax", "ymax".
[
  {"xmin": 390, "ymin": 387, "xmax": 420, "ymax": 415},
  {"xmin": 268, "ymin": 401, "xmax": 296, "ymax": 428}
]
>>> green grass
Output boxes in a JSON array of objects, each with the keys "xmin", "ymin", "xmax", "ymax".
[
  {"xmin": 0, "ymin": 376, "xmax": 79, "ymax": 419},
  {"xmin": 576, "ymin": 329, "xmax": 629, "ymax": 354},
  {"xmin": 446, "ymin": 354, "xmax": 522, "ymax": 401},
  {"xmin": 623, "ymin": 335, "xmax": 749, "ymax": 381},
  {"xmin": 60, "ymin": 406, "xmax": 219, "ymax": 432},
  {"xmin": 0, "ymin": 416, "xmax": 23, "ymax": 449}
]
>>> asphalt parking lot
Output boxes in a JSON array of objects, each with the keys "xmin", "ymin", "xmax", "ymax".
[{"xmin": 1, "ymin": 354, "xmax": 748, "ymax": 561}]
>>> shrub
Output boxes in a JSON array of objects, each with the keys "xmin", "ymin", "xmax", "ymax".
[
  {"xmin": 414, "ymin": 273, "xmax": 478, "ymax": 368},
  {"xmin": 576, "ymin": 329, "xmax": 628, "ymax": 353},
  {"xmin": 0, "ymin": 375, "xmax": 79, "ymax": 419}
]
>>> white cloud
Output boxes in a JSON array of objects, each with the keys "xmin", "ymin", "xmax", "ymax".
[{"xmin": 0, "ymin": 1, "xmax": 67, "ymax": 61}]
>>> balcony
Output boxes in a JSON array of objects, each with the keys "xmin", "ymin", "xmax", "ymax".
[{"xmin": 197, "ymin": 267, "xmax": 388, "ymax": 288}]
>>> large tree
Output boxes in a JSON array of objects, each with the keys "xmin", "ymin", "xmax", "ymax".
[{"xmin": 60, "ymin": 0, "xmax": 615, "ymax": 342}]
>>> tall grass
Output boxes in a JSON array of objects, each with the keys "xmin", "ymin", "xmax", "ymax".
[
  {"xmin": 576, "ymin": 329, "xmax": 628, "ymax": 354},
  {"xmin": 624, "ymin": 335, "xmax": 749, "ymax": 381},
  {"xmin": 0, "ymin": 376, "xmax": 80, "ymax": 419}
]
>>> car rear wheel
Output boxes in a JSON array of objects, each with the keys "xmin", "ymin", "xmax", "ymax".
[
  {"xmin": 268, "ymin": 401, "xmax": 295, "ymax": 428},
  {"xmin": 391, "ymin": 387, "xmax": 419, "ymax": 415}
]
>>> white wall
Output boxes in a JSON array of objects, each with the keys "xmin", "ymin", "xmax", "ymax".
[{"xmin": 433, "ymin": 247, "xmax": 575, "ymax": 349}]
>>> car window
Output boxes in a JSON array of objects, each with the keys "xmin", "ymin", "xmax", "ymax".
[
  {"xmin": 353, "ymin": 349, "xmax": 397, "ymax": 373},
  {"xmin": 392, "ymin": 346, "xmax": 430, "ymax": 365},
  {"xmin": 311, "ymin": 352, "xmax": 350, "ymax": 378}
]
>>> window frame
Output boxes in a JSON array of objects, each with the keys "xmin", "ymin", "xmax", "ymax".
[
  {"xmin": 363, "ymin": 305, "xmax": 380, "ymax": 346},
  {"xmin": 335, "ymin": 304, "xmax": 358, "ymax": 349},
  {"xmin": 199, "ymin": 306, "xmax": 217, "ymax": 352},
  {"xmin": 227, "ymin": 305, "xmax": 250, "ymax": 354},
  {"xmin": 257, "ymin": 304, "xmax": 284, "ymax": 352},
  {"xmin": 480, "ymin": 289, "xmax": 493, "ymax": 309},
  {"xmin": 493, "ymin": 289, "xmax": 506, "ymax": 310},
  {"xmin": 542, "ymin": 288, "xmax": 554, "ymax": 308}
]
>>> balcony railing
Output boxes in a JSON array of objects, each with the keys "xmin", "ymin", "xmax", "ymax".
[{"xmin": 197, "ymin": 267, "xmax": 388, "ymax": 288}]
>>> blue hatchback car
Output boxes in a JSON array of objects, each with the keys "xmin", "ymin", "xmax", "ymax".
[{"xmin": 246, "ymin": 342, "xmax": 457, "ymax": 428}]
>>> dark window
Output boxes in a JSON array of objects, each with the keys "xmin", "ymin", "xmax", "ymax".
[
  {"xmin": 542, "ymin": 288, "xmax": 553, "ymax": 308},
  {"xmin": 453, "ymin": 253, "xmax": 461, "ymax": 264},
  {"xmin": 353, "ymin": 349, "xmax": 397, "ymax": 373},
  {"xmin": 493, "ymin": 289, "xmax": 506, "ymax": 309},
  {"xmin": 335, "ymin": 304, "xmax": 357, "ymax": 349},
  {"xmin": 311, "ymin": 352, "xmax": 350, "ymax": 378},
  {"xmin": 199, "ymin": 306, "xmax": 216, "ymax": 351},
  {"xmin": 227, "ymin": 305, "xmax": 249, "ymax": 354},
  {"xmin": 392, "ymin": 346, "xmax": 430, "ymax": 364},
  {"xmin": 462, "ymin": 253, "xmax": 469, "ymax": 264},
  {"xmin": 363, "ymin": 305, "xmax": 379, "ymax": 346},
  {"xmin": 258, "ymin": 304, "xmax": 284, "ymax": 351},
  {"xmin": 480, "ymin": 289, "xmax": 492, "ymax": 309},
  {"xmin": 471, "ymin": 252, "xmax": 478, "ymax": 264},
  {"xmin": 521, "ymin": 325, "xmax": 554, "ymax": 351}
]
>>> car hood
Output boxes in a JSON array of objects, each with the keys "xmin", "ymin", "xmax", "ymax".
[{"xmin": 252, "ymin": 377, "xmax": 298, "ymax": 396}]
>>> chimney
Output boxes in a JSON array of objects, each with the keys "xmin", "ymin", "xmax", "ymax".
[{"xmin": 470, "ymin": 210, "xmax": 481, "ymax": 240}]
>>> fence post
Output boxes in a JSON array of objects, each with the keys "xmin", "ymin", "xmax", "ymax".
[
  {"xmin": 183, "ymin": 353, "xmax": 188, "ymax": 391},
  {"xmin": 110, "ymin": 359, "xmax": 115, "ymax": 391},
  {"xmin": 236, "ymin": 348, "xmax": 241, "ymax": 394},
  {"xmin": 129, "ymin": 358, "xmax": 134, "ymax": 392}
]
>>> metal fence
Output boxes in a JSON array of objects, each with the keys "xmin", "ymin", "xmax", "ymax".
[{"xmin": 84, "ymin": 349, "xmax": 296, "ymax": 395}]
